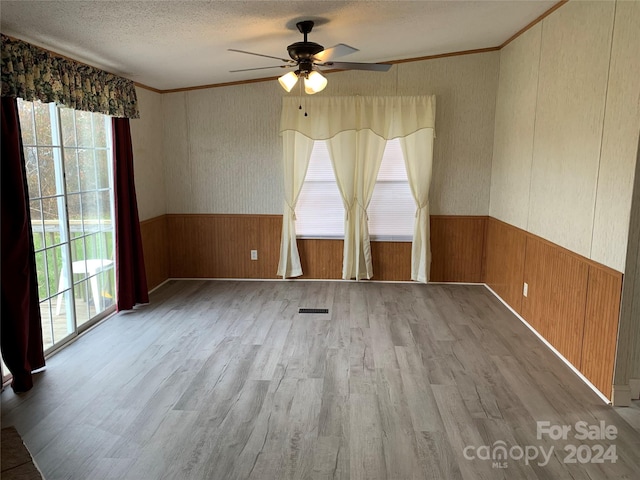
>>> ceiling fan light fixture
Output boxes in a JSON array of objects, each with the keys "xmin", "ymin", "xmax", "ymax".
[
  {"xmin": 304, "ymin": 70, "xmax": 327, "ymax": 94},
  {"xmin": 278, "ymin": 71, "xmax": 299, "ymax": 92},
  {"xmin": 231, "ymin": 19, "xmax": 389, "ymax": 94}
]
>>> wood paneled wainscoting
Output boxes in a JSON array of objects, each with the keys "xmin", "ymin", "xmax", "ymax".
[
  {"xmin": 430, "ymin": 215, "xmax": 486, "ymax": 282},
  {"xmin": 296, "ymin": 240, "xmax": 415, "ymax": 280},
  {"xmin": 166, "ymin": 214, "xmax": 282, "ymax": 279},
  {"xmin": 141, "ymin": 214, "xmax": 488, "ymax": 283},
  {"xmin": 484, "ymin": 217, "xmax": 623, "ymax": 400},
  {"xmin": 297, "ymin": 216, "xmax": 487, "ymax": 281},
  {"xmin": 139, "ymin": 215, "xmax": 170, "ymax": 290}
]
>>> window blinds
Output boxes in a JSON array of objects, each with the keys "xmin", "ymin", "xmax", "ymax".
[{"xmin": 296, "ymin": 139, "xmax": 414, "ymax": 241}]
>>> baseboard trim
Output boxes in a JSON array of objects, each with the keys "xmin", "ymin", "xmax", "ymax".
[
  {"xmin": 484, "ymin": 284, "xmax": 611, "ymax": 405},
  {"xmin": 148, "ymin": 278, "xmax": 172, "ymax": 294},
  {"xmin": 160, "ymin": 277, "xmax": 486, "ymax": 286}
]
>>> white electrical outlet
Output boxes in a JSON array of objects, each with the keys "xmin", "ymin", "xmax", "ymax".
[
  {"xmin": 523, "ymin": 282, "xmax": 529, "ymax": 297},
  {"xmin": 250, "ymin": 250, "xmax": 258, "ymax": 260}
]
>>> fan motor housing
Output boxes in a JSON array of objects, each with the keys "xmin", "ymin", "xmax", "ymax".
[{"xmin": 287, "ymin": 41, "xmax": 324, "ymax": 62}]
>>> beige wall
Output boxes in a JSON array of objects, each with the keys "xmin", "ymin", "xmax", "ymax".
[
  {"xmin": 592, "ymin": 0, "xmax": 640, "ymax": 272},
  {"xmin": 129, "ymin": 87, "xmax": 166, "ymax": 221},
  {"xmin": 489, "ymin": 24, "xmax": 541, "ymax": 230},
  {"xmin": 161, "ymin": 82, "xmax": 284, "ymax": 214},
  {"xmin": 160, "ymin": 52, "xmax": 499, "ymax": 215},
  {"xmin": 490, "ymin": 0, "xmax": 640, "ymax": 272}
]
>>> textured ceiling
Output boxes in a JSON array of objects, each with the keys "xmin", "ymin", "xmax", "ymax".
[{"xmin": 1, "ymin": 1, "xmax": 557, "ymax": 91}]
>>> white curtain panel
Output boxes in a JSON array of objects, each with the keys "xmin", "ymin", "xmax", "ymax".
[
  {"xmin": 276, "ymin": 130, "xmax": 315, "ymax": 278},
  {"xmin": 354, "ymin": 130, "xmax": 386, "ymax": 280},
  {"xmin": 326, "ymin": 131, "xmax": 357, "ymax": 279},
  {"xmin": 400, "ymin": 128, "xmax": 435, "ymax": 283},
  {"xmin": 327, "ymin": 130, "xmax": 386, "ymax": 279},
  {"xmin": 278, "ymin": 95, "xmax": 436, "ymax": 280}
]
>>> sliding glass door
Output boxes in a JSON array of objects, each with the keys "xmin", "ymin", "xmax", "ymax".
[{"xmin": 18, "ymin": 99, "xmax": 116, "ymax": 352}]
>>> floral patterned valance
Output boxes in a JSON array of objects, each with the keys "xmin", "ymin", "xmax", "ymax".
[{"xmin": 1, "ymin": 34, "xmax": 139, "ymax": 119}]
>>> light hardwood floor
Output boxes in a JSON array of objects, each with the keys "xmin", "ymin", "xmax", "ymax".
[{"xmin": 1, "ymin": 280, "xmax": 639, "ymax": 480}]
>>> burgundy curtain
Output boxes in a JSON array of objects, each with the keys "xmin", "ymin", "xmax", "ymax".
[
  {"xmin": 1, "ymin": 97, "xmax": 46, "ymax": 393},
  {"xmin": 112, "ymin": 117, "xmax": 149, "ymax": 310}
]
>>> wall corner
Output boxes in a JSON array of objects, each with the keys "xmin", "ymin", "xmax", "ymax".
[{"xmin": 611, "ymin": 384, "xmax": 632, "ymax": 407}]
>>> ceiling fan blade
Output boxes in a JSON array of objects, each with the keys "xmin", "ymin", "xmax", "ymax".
[
  {"xmin": 228, "ymin": 49, "xmax": 294, "ymax": 64},
  {"xmin": 229, "ymin": 65, "xmax": 295, "ymax": 73},
  {"xmin": 323, "ymin": 61, "xmax": 392, "ymax": 72},
  {"xmin": 313, "ymin": 43, "xmax": 359, "ymax": 62}
]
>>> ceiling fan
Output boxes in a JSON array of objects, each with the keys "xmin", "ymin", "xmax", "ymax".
[{"xmin": 228, "ymin": 20, "xmax": 392, "ymax": 94}]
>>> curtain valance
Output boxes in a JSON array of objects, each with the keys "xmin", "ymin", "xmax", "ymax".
[
  {"xmin": 1, "ymin": 34, "xmax": 139, "ymax": 119},
  {"xmin": 280, "ymin": 95, "xmax": 435, "ymax": 140}
]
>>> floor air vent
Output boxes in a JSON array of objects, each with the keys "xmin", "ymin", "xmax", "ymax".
[{"xmin": 299, "ymin": 308, "xmax": 329, "ymax": 314}]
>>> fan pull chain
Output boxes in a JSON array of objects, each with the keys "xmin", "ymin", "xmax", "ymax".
[
  {"xmin": 297, "ymin": 79, "xmax": 308, "ymax": 117},
  {"xmin": 298, "ymin": 78, "xmax": 303, "ymax": 112}
]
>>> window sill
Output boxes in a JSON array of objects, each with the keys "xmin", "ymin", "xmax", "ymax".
[{"xmin": 297, "ymin": 236, "xmax": 412, "ymax": 243}]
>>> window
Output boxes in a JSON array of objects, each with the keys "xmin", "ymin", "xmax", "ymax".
[
  {"xmin": 18, "ymin": 99, "xmax": 115, "ymax": 352},
  {"xmin": 295, "ymin": 138, "xmax": 415, "ymax": 241},
  {"xmin": 368, "ymin": 139, "xmax": 415, "ymax": 240},
  {"xmin": 295, "ymin": 142, "xmax": 344, "ymax": 238}
]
